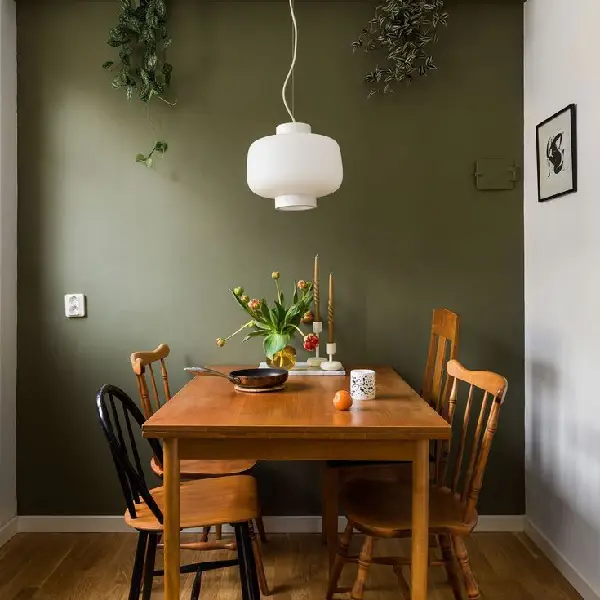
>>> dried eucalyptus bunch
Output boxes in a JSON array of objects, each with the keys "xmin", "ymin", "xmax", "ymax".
[
  {"xmin": 103, "ymin": 0, "xmax": 174, "ymax": 165},
  {"xmin": 353, "ymin": 0, "xmax": 449, "ymax": 96}
]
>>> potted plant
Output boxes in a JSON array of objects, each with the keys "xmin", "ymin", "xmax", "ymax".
[{"xmin": 217, "ymin": 272, "xmax": 319, "ymax": 369}]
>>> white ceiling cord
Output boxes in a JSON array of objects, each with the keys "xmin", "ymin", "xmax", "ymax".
[{"xmin": 281, "ymin": 0, "xmax": 298, "ymax": 123}]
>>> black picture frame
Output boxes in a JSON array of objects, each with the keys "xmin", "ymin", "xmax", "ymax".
[{"xmin": 536, "ymin": 104, "xmax": 577, "ymax": 202}]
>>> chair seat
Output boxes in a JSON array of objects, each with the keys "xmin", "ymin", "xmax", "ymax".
[
  {"xmin": 125, "ymin": 475, "xmax": 258, "ymax": 532},
  {"xmin": 151, "ymin": 456, "xmax": 257, "ymax": 478},
  {"xmin": 342, "ymin": 479, "xmax": 477, "ymax": 537}
]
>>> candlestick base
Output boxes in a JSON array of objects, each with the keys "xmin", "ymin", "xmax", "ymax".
[
  {"xmin": 307, "ymin": 356, "xmax": 326, "ymax": 367},
  {"xmin": 321, "ymin": 360, "xmax": 343, "ymax": 371},
  {"xmin": 312, "ymin": 321, "xmax": 323, "ymax": 334}
]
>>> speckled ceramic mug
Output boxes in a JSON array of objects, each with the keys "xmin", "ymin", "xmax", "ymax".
[{"xmin": 350, "ymin": 369, "xmax": 376, "ymax": 401}]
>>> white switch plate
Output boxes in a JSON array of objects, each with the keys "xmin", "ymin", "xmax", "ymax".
[{"xmin": 65, "ymin": 294, "xmax": 86, "ymax": 318}]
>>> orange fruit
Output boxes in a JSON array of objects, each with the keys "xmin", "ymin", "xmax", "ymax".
[{"xmin": 333, "ymin": 390, "xmax": 353, "ymax": 411}]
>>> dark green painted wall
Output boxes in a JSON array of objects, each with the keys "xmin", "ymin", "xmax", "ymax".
[{"xmin": 17, "ymin": 0, "xmax": 524, "ymax": 516}]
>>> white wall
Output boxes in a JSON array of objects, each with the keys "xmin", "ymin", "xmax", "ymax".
[
  {"xmin": 524, "ymin": 1, "xmax": 600, "ymax": 598},
  {"xmin": 0, "ymin": 0, "xmax": 17, "ymax": 536}
]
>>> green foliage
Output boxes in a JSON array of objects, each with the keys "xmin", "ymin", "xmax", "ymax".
[
  {"xmin": 263, "ymin": 333, "xmax": 290, "ymax": 360},
  {"xmin": 353, "ymin": 0, "xmax": 449, "ymax": 96},
  {"xmin": 105, "ymin": 0, "xmax": 173, "ymax": 103},
  {"xmin": 104, "ymin": 0, "xmax": 174, "ymax": 163},
  {"xmin": 135, "ymin": 140, "xmax": 168, "ymax": 168}
]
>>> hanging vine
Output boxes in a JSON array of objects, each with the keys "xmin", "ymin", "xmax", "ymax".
[
  {"xmin": 103, "ymin": 0, "xmax": 174, "ymax": 167},
  {"xmin": 353, "ymin": 0, "xmax": 449, "ymax": 97}
]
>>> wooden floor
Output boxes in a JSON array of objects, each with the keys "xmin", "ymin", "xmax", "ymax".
[{"xmin": 0, "ymin": 532, "xmax": 581, "ymax": 599}]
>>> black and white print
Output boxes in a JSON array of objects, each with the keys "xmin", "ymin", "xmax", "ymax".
[{"xmin": 536, "ymin": 104, "xmax": 577, "ymax": 202}]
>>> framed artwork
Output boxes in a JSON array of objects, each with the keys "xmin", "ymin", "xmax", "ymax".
[{"xmin": 536, "ymin": 104, "xmax": 577, "ymax": 202}]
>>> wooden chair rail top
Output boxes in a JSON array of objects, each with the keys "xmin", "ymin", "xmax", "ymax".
[{"xmin": 143, "ymin": 366, "xmax": 451, "ymax": 440}]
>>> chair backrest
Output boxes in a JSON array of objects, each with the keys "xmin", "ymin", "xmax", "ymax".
[
  {"xmin": 421, "ymin": 308, "xmax": 460, "ymax": 413},
  {"xmin": 437, "ymin": 360, "xmax": 508, "ymax": 522},
  {"xmin": 130, "ymin": 343, "xmax": 172, "ymax": 419},
  {"xmin": 96, "ymin": 384, "xmax": 164, "ymax": 524}
]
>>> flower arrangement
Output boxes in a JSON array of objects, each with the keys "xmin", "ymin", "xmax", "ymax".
[{"xmin": 217, "ymin": 271, "xmax": 318, "ymax": 361}]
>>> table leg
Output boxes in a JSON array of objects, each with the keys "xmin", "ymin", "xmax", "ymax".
[
  {"xmin": 163, "ymin": 438, "xmax": 180, "ymax": 600},
  {"xmin": 411, "ymin": 439, "xmax": 430, "ymax": 600},
  {"xmin": 323, "ymin": 466, "xmax": 340, "ymax": 570}
]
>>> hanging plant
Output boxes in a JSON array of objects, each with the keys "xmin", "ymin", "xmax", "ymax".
[
  {"xmin": 102, "ymin": 0, "xmax": 174, "ymax": 166},
  {"xmin": 353, "ymin": 0, "xmax": 449, "ymax": 97},
  {"xmin": 136, "ymin": 141, "xmax": 168, "ymax": 168}
]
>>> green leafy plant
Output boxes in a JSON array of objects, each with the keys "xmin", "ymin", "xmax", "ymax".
[
  {"xmin": 353, "ymin": 0, "xmax": 449, "ymax": 96},
  {"xmin": 103, "ymin": 0, "xmax": 174, "ymax": 165},
  {"xmin": 217, "ymin": 272, "xmax": 318, "ymax": 360},
  {"xmin": 136, "ymin": 140, "xmax": 168, "ymax": 168}
]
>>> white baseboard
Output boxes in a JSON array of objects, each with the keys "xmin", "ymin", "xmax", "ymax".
[
  {"xmin": 475, "ymin": 514, "xmax": 525, "ymax": 532},
  {"xmin": 16, "ymin": 514, "xmax": 524, "ymax": 535},
  {"xmin": 525, "ymin": 519, "xmax": 600, "ymax": 600},
  {"xmin": 18, "ymin": 516, "xmax": 131, "ymax": 533},
  {"xmin": 0, "ymin": 516, "xmax": 18, "ymax": 548}
]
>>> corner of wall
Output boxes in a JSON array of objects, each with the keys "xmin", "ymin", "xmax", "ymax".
[{"xmin": 0, "ymin": 0, "xmax": 18, "ymax": 530}]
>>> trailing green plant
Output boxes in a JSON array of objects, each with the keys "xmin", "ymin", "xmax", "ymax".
[
  {"xmin": 136, "ymin": 140, "xmax": 168, "ymax": 168},
  {"xmin": 103, "ymin": 0, "xmax": 174, "ymax": 165},
  {"xmin": 353, "ymin": 0, "xmax": 449, "ymax": 96}
]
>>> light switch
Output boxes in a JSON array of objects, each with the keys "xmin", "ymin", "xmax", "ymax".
[{"xmin": 65, "ymin": 294, "xmax": 86, "ymax": 318}]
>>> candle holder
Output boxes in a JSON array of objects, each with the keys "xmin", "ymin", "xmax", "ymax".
[
  {"xmin": 321, "ymin": 342, "xmax": 343, "ymax": 371},
  {"xmin": 307, "ymin": 321, "xmax": 326, "ymax": 367}
]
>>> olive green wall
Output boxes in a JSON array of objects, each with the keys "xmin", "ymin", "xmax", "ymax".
[{"xmin": 16, "ymin": 0, "xmax": 524, "ymax": 516}]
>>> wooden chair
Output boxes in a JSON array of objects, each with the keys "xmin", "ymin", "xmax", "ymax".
[
  {"xmin": 322, "ymin": 308, "xmax": 460, "ymax": 564},
  {"xmin": 130, "ymin": 344, "xmax": 269, "ymax": 595},
  {"xmin": 96, "ymin": 384, "xmax": 261, "ymax": 600},
  {"xmin": 326, "ymin": 360, "xmax": 508, "ymax": 600}
]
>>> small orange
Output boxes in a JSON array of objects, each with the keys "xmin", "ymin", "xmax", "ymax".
[{"xmin": 333, "ymin": 390, "xmax": 353, "ymax": 411}]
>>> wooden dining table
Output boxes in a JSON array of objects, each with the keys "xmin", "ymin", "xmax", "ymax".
[{"xmin": 142, "ymin": 365, "xmax": 451, "ymax": 600}]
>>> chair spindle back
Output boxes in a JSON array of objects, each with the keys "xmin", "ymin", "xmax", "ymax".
[
  {"xmin": 130, "ymin": 343, "xmax": 172, "ymax": 419},
  {"xmin": 438, "ymin": 360, "xmax": 508, "ymax": 521},
  {"xmin": 96, "ymin": 384, "xmax": 164, "ymax": 523},
  {"xmin": 421, "ymin": 308, "xmax": 460, "ymax": 414}
]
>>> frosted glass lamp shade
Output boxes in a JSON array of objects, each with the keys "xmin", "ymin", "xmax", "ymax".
[{"xmin": 247, "ymin": 122, "xmax": 343, "ymax": 211}]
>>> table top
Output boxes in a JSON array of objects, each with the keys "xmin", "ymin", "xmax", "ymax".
[{"xmin": 142, "ymin": 366, "xmax": 451, "ymax": 440}]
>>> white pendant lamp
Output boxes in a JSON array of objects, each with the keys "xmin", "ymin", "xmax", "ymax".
[{"xmin": 246, "ymin": 0, "xmax": 343, "ymax": 211}]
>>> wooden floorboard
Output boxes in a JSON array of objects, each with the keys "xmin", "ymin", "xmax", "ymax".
[{"xmin": 0, "ymin": 532, "xmax": 582, "ymax": 599}]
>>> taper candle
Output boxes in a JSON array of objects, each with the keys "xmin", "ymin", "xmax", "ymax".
[
  {"xmin": 328, "ymin": 273, "xmax": 334, "ymax": 344},
  {"xmin": 313, "ymin": 254, "xmax": 320, "ymax": 321}
]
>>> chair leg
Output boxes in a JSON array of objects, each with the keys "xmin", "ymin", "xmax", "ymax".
[
  {"xmin": 191, "ymin": 569, "xmax": 203, "ymax": 600},
  {"xmin": 201, "ymin": 526, "xmax": 210, "ymax": 542},
  {"xmin": 392, "ymin": 564, "xmax": 411, "ymax": 600},
  {"xmin": 255, "ymin": 515, "xmax": 268, "ymax": 544},
  {"xmin": 240, "ymin": 522, "xmax": 261, "ymax": 600},
  {"xmin": 323, "ymin": 466, "xmax": 341, "ymax": 566},
  {"xmin": 234, "ymin": 524, "xmax": 251, "ymax": 600},
  {"xmin": 351, "ymin": 536, "xmax": 374, "ymax": 600},
  {"xmin": 129, "ymin": 532, "xmax": 148, "ymax": 600},
  {"xmin": 326, "ymin": 520, "xmax": 354, "ymax": 600},
  {"xmin": 439, "ymin": 534, "xmax": 462, "ymax": 600},
  {"xmin": 215, "ymin": 524, "xmax": 223, "ymax": 540},
  {"xmin": 249, "ymin": 520, "xmax": 271, "ymax": 596},
  {"xmin": 453, "ymin": 535, "xmax": 480, "ymax": 600},
  {"xmin": 141, "ymin": 533, "xmax": 158, "ymax": 600}
]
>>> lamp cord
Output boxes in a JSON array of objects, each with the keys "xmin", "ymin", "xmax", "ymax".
[{"xmin": 281, "ymin": 0, "xmax": 297, "ymax": 122}]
